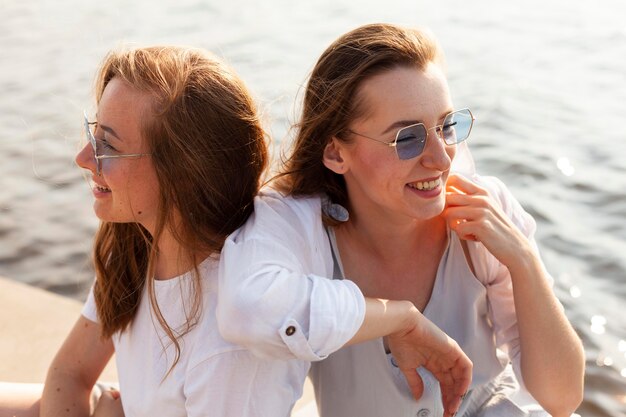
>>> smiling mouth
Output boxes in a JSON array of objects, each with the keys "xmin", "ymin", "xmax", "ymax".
[
  {"xmin": 407, "ymin": 178, "xmax": 441, "ymax": 191},
  {"xmin": 94, "ymin": 184, "xmax": 111, "ymax": 192}
]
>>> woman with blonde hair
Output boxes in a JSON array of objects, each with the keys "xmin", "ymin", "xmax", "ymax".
[{"xmin": 219, "ymin": 23, "xmax": 585, "ymax": 416}]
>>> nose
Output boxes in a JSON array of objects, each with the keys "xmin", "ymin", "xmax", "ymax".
[
  {"xmin": 75, "ymin": 142, "xmax": 97, "ymax": 174},
  {"xmin": 420, "ymin": 129, "xmax": 453, "ymax": 171}
]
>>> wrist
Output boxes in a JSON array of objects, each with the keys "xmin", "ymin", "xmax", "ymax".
[
  {"xmin": 389, "ymin": 300, "xmax": 422, "ymax": 336},
  {"xmin": 506, "ymin": 247, "xmax": 542, "ymax": 280}
]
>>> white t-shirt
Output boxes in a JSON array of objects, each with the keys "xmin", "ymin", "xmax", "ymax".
[{"xmin": 82, "ymin": 256, "xmax": 307, "ymax": 417}]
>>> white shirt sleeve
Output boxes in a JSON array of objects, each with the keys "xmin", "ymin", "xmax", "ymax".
[
  {"xmin": 217, "ymin": 191, "xmax": 366, "ymax": 361},
  {"xmin": 184, "ymin": 349, "xmax": 307, "ymax": 417},
  {"xmin": 468, "ymin": 175, "xmax": 558, "ymax": 388},
  {"xmin": 81, "ymin": 282, "xmax": 99, "ymax": 323}
]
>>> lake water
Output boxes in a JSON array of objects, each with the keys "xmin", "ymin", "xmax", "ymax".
[{"xmin": 1, "ymin": 0, "xmax": 625, "ymax": 415}]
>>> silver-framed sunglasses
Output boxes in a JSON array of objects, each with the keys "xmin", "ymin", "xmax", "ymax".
[
  {"xmin": 83, "ymin": 111, "xmax": 152, "ymax": 175},
  {"xmin": 346, "ymin": 108, "xmax": 474, "ymax": 160}
]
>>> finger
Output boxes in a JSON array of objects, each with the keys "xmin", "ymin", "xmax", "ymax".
[
  {"xmin": 109, "ymin": 389, "xmax": 120, "ymax": 400},
  {"xmin": 452, "ymin": 358, "xmax": 473, "ymax": 395},
  {"xmin": 442, "ymin": 205, "xmax": 487, "ymax": 226},
  {"xmin": 446, "ymin": 183, "xmax": 466, "ymax": 196},
  {"xmin": 100, "ymin": 391, "xmax": 115, "ymax": 400},
  {"xmin": 401, "ymin": 367, "xmax": 424, "ymax": 401},
  {"xmin": 439, "ymin": 381, "xmax": 460, "ymax": 416},
  {"xmin": 440, "ymin": 372, "xmax": 469, "ymax": 415},
  {"xmin": 430, "ymin": 367, "xmax": 454, "ymax": 388},
  {"xmin": 445, "ymin": 191, "xmax": 474, "ymax": 207},
  {"xmin": 99, "ymin": 389, "xmax": 121, "ymax": 401},
  {"xmin": 452, "ymin": 223, "xmax": 479, "ymax": 241},
  {"xmin": 443, "ymin": 393, "xmax": 464, "ymax": 417},
  {"xmin": 447, "ymin": 174, "xmax": 486, "ymax": 196}
]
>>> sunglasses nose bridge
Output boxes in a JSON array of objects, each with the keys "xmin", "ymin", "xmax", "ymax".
[{"xmin": 426, "ymin": 124, "xmax": 445, "ymax": 141}]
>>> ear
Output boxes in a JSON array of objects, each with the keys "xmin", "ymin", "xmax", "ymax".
[{"xmin": 323, "ymin": 137, "xmax": 348, "ymax": 174}]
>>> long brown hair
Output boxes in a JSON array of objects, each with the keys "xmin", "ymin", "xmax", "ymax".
[
  {"xmin": 91, "ymin": 46, "xmax": 268, "ymax": 368},
  {"xmin": 274, "ymin": 23, "xmax": 443, "ymax": 215}
]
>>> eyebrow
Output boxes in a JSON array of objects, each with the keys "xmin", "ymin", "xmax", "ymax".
[
  {"xmin": 99, "ymin": 124, "xmax": 123, "ymax": 141},
  {"xmin": 381, "ymin": 109, "xmax": 455, "ymax": 136},
  {"xmin": 381, "ymin": 120, "xmax": 421, "ymax": 136}
]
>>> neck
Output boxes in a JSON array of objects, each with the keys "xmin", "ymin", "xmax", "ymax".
[
  {"xmin": 143, "ymin": 213, "xmax": 209, "ymax": 280},
  {"xmin": 338, "ymin": 206, "xmax": 447, "ymax": 262},
  {"xmin": 150, "ymin": 228, "xmax": 186, "ymax": 280}
]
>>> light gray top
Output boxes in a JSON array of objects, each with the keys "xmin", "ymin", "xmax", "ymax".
[{"xmin": 309, "ymin": 227, "xmax": 549, "ymax": 417}]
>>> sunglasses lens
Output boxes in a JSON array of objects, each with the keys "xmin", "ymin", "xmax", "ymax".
[
  {"xmin": 395, "ymin": 124, "xmax": 427, "ymax": 160},
  {"xmin": 442, "ymin": 109, "xmax": 473, "ymax": 145},
  {"xmin": 84, "ymin": 113, "xmax": 101, "ymax": 174}
]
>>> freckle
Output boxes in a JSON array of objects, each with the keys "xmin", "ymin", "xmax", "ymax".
[
  {"xmin": 56, "ymin": 387, "xmax": 61, "ymax": 392},
  {"xmin": 138, "ymin": 211, "xmax": 142, "ymax": 215},
  {"xmin": 66, "ymin": 409, "xmax": 70, "ymax": 412}
]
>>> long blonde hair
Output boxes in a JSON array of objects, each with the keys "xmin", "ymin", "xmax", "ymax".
[{"xmin": 91, "ymin": 46, "xmax": 268, "ymax": 370}]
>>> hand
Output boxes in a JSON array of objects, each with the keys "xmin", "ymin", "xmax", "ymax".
[
  {"xmin": 92, "ymin": 389, "xmax": 124, "ymax": 417},
  {"xmin": 443, "ymin": 174, "xmax": 532, "ymax": 267},
  {"xmin": 387, "ymin": 307, "xmax": 472, "ymax": 417}
]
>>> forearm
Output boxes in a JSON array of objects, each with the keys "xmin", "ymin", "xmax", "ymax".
[
  {"xmin": 40, "ymin": 316, "xmax": 114, "ymax": 417},
  {"xmin": 509, "ymin": 250, "xmax": 584, "ymax": 414},
  {"xmin": 41, "ymin": 369, "xmax": 92, "ymax": 417},
  {"xmin": 346, "ymin": 298, "xmax": 418, "ymax": 345}
]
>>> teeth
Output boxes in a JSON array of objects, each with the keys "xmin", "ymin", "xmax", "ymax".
[
  {"xmin": 94, "ymin": 184, "xmax": 111, "ymax": 192},
  {"xmin": 408, "ymin": 178, "xmax": 440, "ymax": 191}
]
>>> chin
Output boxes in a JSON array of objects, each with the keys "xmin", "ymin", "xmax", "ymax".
[
  {"xmin": 92, "ymin": 205, "xmax": 126, "ymax": 224},
  {"xmin": 415, "ymin": 200, "xmax": 446, "ymax": 220}
]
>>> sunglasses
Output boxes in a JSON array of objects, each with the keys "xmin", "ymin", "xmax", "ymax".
[
  {"xmin": 346, "ymin": 108, "xmax": 474, "ymax": 160},
  {"xmin": 83, "ymin": 111, "xmax": 151, "ymax": 175}
]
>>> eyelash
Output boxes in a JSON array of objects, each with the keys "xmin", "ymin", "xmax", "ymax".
[{"xmin": 98, "ymin": 137, "xmax": 117, "ymax": 152}]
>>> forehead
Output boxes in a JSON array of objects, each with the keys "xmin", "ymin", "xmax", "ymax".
[
  {"xmin": 96, "ymin": 77, "xmax": 154, "ymax": 141},
  {"xmin": 354, "ymin": 64, "xmax": 452, "ymax": 127}
]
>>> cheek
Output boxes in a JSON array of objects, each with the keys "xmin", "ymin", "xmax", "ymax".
[
  {"xmin": 446, "ymin": 144, "xmax": 457, "ymax": 162},
  {"xmin": 133, "ymin": 166, "xmax": 160, "ymax": 205},
  {"xmin": 355, "ymin": 144, "xmax": 397, "ymax": 172}
]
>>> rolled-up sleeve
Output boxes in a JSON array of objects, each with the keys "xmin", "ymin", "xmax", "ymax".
[{"xmin": 217, "ymin": 192, "xmax": 366, "ymax": 361}]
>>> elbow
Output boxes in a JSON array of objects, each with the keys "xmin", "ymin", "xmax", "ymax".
[
  {"xmin": 216, "ymin": 296, "xmax": 261, "ymax": 347},
  {"xmin": 529, "ymin": 373, "xmax": 584, "ymax": 417},
  {"xmin": 524, "ymin": 338, "xmax": 586, "ymax": 416},
  {"xmin": 541, "ymin": 394, "xmax": 583, "ymax": 417}
]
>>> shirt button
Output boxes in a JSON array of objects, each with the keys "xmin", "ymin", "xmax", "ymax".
[
  {"xmin": 416, "ymin": 409, "xmax": 430, "ymax": 417},
  {"xmin": 285, "ymin": 325, "xmax": 296, "ymax": 336}
]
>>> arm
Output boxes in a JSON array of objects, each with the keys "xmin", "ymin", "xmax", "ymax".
[
  {"xmin": 41, "ymin": 315, "xmax": 114, "ymax": 417},
  {"xmin": 443, "ymin": 174, "xmax": 584, "ymax": 416},
  {"xmin": 218, "ymin": 193, "xmax": 470, "ymax": 416},
  {"xmin": 217, "ymin": 193, "xmax": 366, "ymax": 361}
]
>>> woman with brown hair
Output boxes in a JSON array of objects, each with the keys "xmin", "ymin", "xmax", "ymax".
[
  {"xmin": 1, "ymin": 45, "xmax": 294, "ymax": 417},
  {"xmin": 219, "ymin": 23, "xmax": 585, "ymax": 416},
  {"xmin": 0, "ymin": 44, "xmax": 471, "ymax": 417},
  {"xmin": 48, "ymin": 45, "xmax": 306, "ymax": 416}
]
